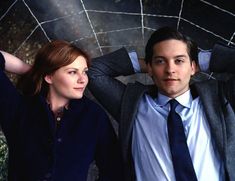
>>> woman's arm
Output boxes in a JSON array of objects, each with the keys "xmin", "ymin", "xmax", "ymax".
[
  {"xmin": 0, "ymin": 51, "xmax": 31, "ymax": 74},
  {"xmin": 0, "ymin": 51, "xmax": 23, "ymax": 136},
  {"xmin": 95, "ymin": 113, "xmax": 124, "ymax": 181}
]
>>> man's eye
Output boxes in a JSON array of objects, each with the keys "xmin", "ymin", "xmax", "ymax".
[
  {"xmin": 175, "ymin": 59, "xmax": 184, "ymax": 64},
  {"xmin": 153, "ymin": 59, "xmax": 164, "ymax": 64}
]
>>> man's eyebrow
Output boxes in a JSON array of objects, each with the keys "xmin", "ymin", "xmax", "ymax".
[
  {"xmin": 174, "ymin": 55, "xmax": 187, "ymax": 58},
  {"xmin": 152, "ymin": 54, "xmax": 188, "ymax": 59},
  {"xmin": 152, "ymin": 56, "xmax": 165, "ymax": 59}
]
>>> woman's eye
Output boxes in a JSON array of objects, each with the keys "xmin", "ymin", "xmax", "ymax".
[
  {"xmin": 83, "ymin": 70, "xmax": 88, "ymax": 75},
  {"xmin": 68, "ymin": 71, "xmax": 76, "ymax": 75}
]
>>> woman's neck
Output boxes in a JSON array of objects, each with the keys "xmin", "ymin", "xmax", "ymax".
[{"xmin": 46, "ymin": 93, "xmax": 69, "ymax": 113}]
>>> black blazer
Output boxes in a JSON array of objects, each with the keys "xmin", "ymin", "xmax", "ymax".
[{"xmin": 88, "ymin": 44, "xmax": 235, "ymax": 181}]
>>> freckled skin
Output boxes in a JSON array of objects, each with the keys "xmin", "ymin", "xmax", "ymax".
[{"xmin": 45, "ymin": 56, "xmax": 88, "ymax": 105}]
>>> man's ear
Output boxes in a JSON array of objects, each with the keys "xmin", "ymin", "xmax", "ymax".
[
  {"xmin": 191, "ymin": 60, "xmax": 197, "ymax": 75},
  {"xmin": 44, "ymin": 75, "xmax": 53, "ymax": 84},
  {"xmin": 147, "ymin": 63, "xmax": 153, "ymax": 77}
]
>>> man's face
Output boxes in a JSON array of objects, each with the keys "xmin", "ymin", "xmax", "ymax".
[{"xmin": 147, "ymin": 39, "xmax": 196, "ymax": 98}]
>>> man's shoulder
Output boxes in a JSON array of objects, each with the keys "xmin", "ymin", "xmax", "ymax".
[
  {"xmin": 124, "ymin": 82, "xmax": 157, "ymax": 101},
  {"xmin": 125, "ymin": 81, "xmax": 150, "ymax": 93}
]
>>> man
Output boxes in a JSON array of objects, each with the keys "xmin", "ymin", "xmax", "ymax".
[{"xmin": 88, "ymin": 27, "xmax": 235, "ymax": 181}]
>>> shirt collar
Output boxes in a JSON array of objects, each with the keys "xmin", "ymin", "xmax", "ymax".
[{"xmin": 155, "ymin": 90, "xmax": 192, "ymax": 109}]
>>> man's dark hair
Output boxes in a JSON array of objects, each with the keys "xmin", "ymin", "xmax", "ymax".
[{"xmin": 144, "ymin": 26, "xmax": 198, "ymax": 65}]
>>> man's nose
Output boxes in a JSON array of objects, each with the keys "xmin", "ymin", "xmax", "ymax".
[{"xmin": 165, "ymin": 62, "xmax": 176, "ymax": 74}]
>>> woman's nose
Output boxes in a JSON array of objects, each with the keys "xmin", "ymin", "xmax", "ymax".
[{"xmin": 77, "ymin": 73, "xmax": 85, "ymax": 83}]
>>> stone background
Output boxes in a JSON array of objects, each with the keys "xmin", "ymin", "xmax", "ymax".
[
  {"xmin": 0, "ymin": 0, "xmax": 235, "ymax": 180},
  {"xmin": 0, "ymin": 0, "xmax": 234, "ymax": 66}
]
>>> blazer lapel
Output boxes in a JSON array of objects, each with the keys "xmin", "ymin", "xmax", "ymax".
[
  {"xmin": 193, "ymin": 81, "xmax": 226, "ymax": 158},
  {"xmin": 120, "ymin": 83, "xmax": 147, "ymax": 152}
]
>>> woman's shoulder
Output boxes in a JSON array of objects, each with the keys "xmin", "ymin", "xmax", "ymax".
[{"xmin": 71, "ymin": 96, "xmax": 107, "ymax": 115}]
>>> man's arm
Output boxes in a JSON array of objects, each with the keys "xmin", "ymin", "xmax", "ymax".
[
  {"xmin": 0, "ymin": 51, "xmax": 31, "ymax": 74},
  {"xmin": 133, "ymin": 51, "xmax": 210, "ymax": 73},
  {"xmin": 209, "ymin": 43, "xmax": 235, "ymax": 73},
  {"xmin": 210, "ymin": 43, "xmax": 235, "ymax": 112},
  {"xmin": 88, "ymin": 48, "xmax": 135, "ymax": 121}
]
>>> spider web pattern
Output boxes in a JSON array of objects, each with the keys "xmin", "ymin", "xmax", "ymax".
[{"xmin": 0, "ymin": 0, "xmax": 234, "ymax": 59}]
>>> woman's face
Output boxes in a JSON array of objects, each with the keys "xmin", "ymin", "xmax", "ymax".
[{"xmin": 45, "ymin": 55, "xmax": 88, "ymax": 101}]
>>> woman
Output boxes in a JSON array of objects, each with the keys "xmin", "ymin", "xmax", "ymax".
[{"xmin": 0, "ymin": 40, "xmax": 123, "ymax": 181}]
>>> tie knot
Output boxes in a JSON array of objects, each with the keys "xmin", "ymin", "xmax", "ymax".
[{"xmin": 169, "ymin": 99, "xmax": 179, "ymax": 111}]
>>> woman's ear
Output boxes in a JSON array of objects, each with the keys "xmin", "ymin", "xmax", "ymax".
[{"xmin": 44, "ymin": 75, "xmax": 53, "ymax": 84}]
